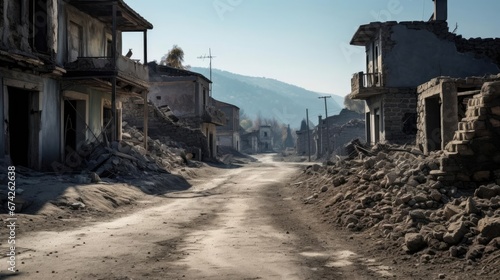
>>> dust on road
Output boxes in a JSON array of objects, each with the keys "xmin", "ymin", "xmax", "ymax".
[{"xmin": 5, "ymin": 155, "xmax": 396, "ymax": 280}]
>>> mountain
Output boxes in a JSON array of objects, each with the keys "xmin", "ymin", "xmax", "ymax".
[{"xmin": 190, "ymin": 67, "xmax": 344, "ymax": 128}]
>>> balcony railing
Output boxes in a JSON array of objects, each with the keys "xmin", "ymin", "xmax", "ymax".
[
  {"xmin": 350, "ymin": 71, "xmax": 385, "ymax": 99},
  {"xmin": 64, "ymin": 55, "xmax": 149, "ymax": 86}
]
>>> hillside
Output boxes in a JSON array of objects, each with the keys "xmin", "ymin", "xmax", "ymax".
[{"xmin": 191, "ymin": 67, "xmax": 344, "ymax": 128}]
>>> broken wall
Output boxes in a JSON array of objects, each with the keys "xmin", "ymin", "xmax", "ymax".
[
  {"xmin": 381, "ymin": 21, "xmax": 500, "ymax": 88},
  {"xmin": 433, "ymin": 78, "xmax": 500, "ymax": 182}
]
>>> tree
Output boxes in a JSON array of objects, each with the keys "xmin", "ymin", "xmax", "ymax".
[{"xmin": 161, "ymin": 45, "xmax": 186, "ymax": 69}]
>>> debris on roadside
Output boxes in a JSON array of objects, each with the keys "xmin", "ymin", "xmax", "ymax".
[{"xmin": 294, "ymin": 142, "xmax": 500, "ymax": 269}]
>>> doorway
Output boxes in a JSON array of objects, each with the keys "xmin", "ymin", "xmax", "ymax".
[
  {"xmin": 374, "ymin": 108, "xmax": 380, "ymax": 144},
  {"xmin": 7, "ymin": 87, "xmax": 39, "ymax": 167},
  {"xmin": 425, "ymin": 97, "xmax": 442, "ymax": 152}
]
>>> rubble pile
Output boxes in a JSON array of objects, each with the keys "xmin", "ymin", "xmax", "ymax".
[
  {"xmin": 76, "ymin": 124, "xmax": 189, "ymax": 179},
  {"xmin": 299, "ymin": 143, "xmax": 500, "ymax": 264}
]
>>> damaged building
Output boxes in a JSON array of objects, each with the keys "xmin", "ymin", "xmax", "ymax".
[
  {"xmin": 348, "ymin": 0, "xmax": 500, "ymax": 145},
  {"xmin": 314, "ymin": 108, "xmax": 365, "ymax": 158},
  {"xmin": 0, "ymin": 0, "xmax": 152, "ymax": 170},
  {"xmin": 215, "ymin": 100, "xmax": 240, "ymax": 151},
  {"xmin": 147, "ymin": 62, "xmax": 226, "ymax": 159},
  {"xmin": 417, "ymin": 75, "xmax": 500, "ymax": 182}
]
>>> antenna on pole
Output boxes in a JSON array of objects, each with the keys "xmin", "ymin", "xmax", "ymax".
[{"xmin": 197, "ymin": 48, "xmax": 216, "ymax": 96}]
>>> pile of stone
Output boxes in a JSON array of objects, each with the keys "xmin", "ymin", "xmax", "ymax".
[
  {"xmin": 76, "ymin": 124, "xmax": 188, "ymax": 180},
  {"xmin": 300, "ymin": 143, "xmax": 500, "ymax": 263}
]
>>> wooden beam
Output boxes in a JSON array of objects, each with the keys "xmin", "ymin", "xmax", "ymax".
[{"xmin": 143, "ymin": 91, "xmax": 148, "ymax": 150}]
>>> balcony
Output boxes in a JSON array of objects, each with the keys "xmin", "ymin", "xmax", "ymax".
[
  {"xmin": 64, "ymin": 55, "xmax": 149, "ymax": 92},
  {"xmin": 350, "ymin": 71, "xmax": 386, "ymax": 99}
]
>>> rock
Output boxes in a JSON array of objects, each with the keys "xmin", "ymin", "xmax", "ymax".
[
  {"xmin": 320, "ymin": 186, "xmax": 328, "ymax": 192},
  {"xmin": 430, "ymin": 181, "xmax": 443, "ymax": 190},
  {"xmin": 477, "ymin": 217, "xmax": 500, "ymax": 242},
  {"xmin": 475, "ymin": 184, "xmax": 500, "ymax": 199},
  {"xmin": 122, "ymin": 132, "xmax": 132, "ymax": 139},
  {"xmin": 414, "ymin": 193, "xmax": 428, "ymax": 203},
  {"xmin": 465, "ymin": 245, "xmax": 485, "ymax": 261},
  {"xmin": 400, "ymin": 193, "xmax": 412, "ymax": 203},
  {"xmin": 443, "ymin": 221, "xmax": 468, "ymax": 245},
  {"xmin": 438, "ymin": 273, "xmax": 446, "ymax": 279},
  {"xmin": 443, "ymin": 204, "xmax": 463, "ymax": 220},
  {"xmin": 429, "ymin": 189, "xmax": 442, "ymax": 202},
  {"xmin": 449, "ymin": 245, "xmax": 467, "ymax": 258},
  {"xmin": 405, "ymin": 233, "xmax": 426, "ymax": 253},
  {"xmin": 332, "ymin": 176, "xmax": 346, "ymax": 187},
  {"xmin": 344, "ymin": 215, "xmax": 358, "ymax": 225},
  {"xmin": 363, "ymin": 157, "xmax": 376, "ymax": 169},
  {"xmin": 311, "ymin": 164, "xmax": 321, "ymax": 172},
  {"xmin": 384, "ymin": 172, "xmax": 398, "ymax": 187},
  {"xmin": 90, "ymin": 172, "xmax": 101, "ymax": 183},
  {"xmin": 70, "ymin": 202, "xmax": 86, "ymax": 210},
  {"xmin": 465, "ymin": 197, "xmax": 480, "ymax": 214},
  {"xmin": 407, "ymin": 178, "xmax": 420, "ymax": 187},
  {"xmin": 409, "ymin": 209, "xmax": 427, "ymax": 221}
]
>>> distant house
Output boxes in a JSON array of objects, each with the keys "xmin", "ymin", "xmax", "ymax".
[
  {"xmin": 240, "ymin": 125, "xmax": 274, "ymax": 153},
  {"xmin": 258, "ymin": 125, "xmax": 273, "ymax": 152},
  {"xmin": 215, "ymin": 100, "xmax": 240, "ymax": 151},
  {"xmin": 148, "ymin": 62, "xmax": 226, "ymax": 159},
  {"xmin": 348, "ymin": 0, "xmax": 500, "ymax": 145},
  {"xmin": 0, "ymin": 0, "xmax": 152, "ymax": 170},
  {"xmin": 240, "ymin": 130, "xmax": 259, "ymax": 154},
  {"xmin": 315, "ymin": 109, "xmax": 365, "ymax": 157},
  {"xmin": 296, "ymin": 120, "xmax": 315, "ymax": 156}
]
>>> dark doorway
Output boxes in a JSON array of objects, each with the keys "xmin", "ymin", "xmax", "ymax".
[
  {"xmin": 209, "ymin": 133, "xmax": 214, "ymax": 158},
  {"xmin": 64, "ymin": 100, "xmax": 77, "ymax": 152},
  {"xmin": 8, "ymin": 88, "xmax": 31, "ymax": 167},
  {"xmin": 425, "ymin": 97, "xmax": 442, "ymax": 153},
  {"xmin": 365, "ymin": 112, "xmax": 371, "ymax": 144},
  {"xmin": 374, "ymin": 108, "xmax": 380, "ymax": 144}
]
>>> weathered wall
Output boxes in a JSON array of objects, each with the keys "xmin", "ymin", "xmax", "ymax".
[
  {"xmin": 332, "ymin": 120, "xmax": 366, "ymax": 156},
  {"xmin": 382, "ymin": 89, "xmax": 417, "ymax": 144},
  {"xmin": 40, "ymin": 78, "xmax": 61, "ymax": 168},
  {"xmin": 149, "ymin": 82, "xmax": 196, "ymax": 117},
  {"xmin": 383, "ymin": 23, "xmax": 500, "ymax": 88},
  {"xmin": 61, "ymin": 2, "xmax": 122, "ymax": 63}
]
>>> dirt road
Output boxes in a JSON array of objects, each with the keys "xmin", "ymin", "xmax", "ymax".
[{"xmin": 6, "ymin": 155, "xmax": 399, "ymax": 279}]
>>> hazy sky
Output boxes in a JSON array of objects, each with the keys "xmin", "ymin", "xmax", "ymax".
[{"xmin": 123, "ymin": 0, "xmax": 500, "ymax": 96}]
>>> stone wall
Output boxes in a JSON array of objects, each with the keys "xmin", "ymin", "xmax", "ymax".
[
  {"xmin": 433, "ymin": 79, "xmax": 500, "ymax": 182},
  {"xmin": 332, "ymin": 119, "xmax": 366, "ymax": 156},
  {"xmin": 382, "ymin": 89, "xmax": 417, "ymax": 144},
  {"xmin": 416, "ymin": 76, "xmax": 497, "ymax": 153}
]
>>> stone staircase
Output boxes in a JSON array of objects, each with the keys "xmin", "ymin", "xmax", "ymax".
[{"xmin": 432, "ymin": 81, "xmax": 500, "ymax": 182}]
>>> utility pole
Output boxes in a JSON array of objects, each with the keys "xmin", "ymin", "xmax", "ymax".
[
  {"xmin": 306, "ymin": 109, "xmax": 311, "ymax": 162},
  {"xmin": 197, "ymin": 48, "xmax": 215, "ymax": 96},
  {"xmin": 318, "ymin": 96, "xmax": 332, "ymax": 155}
]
